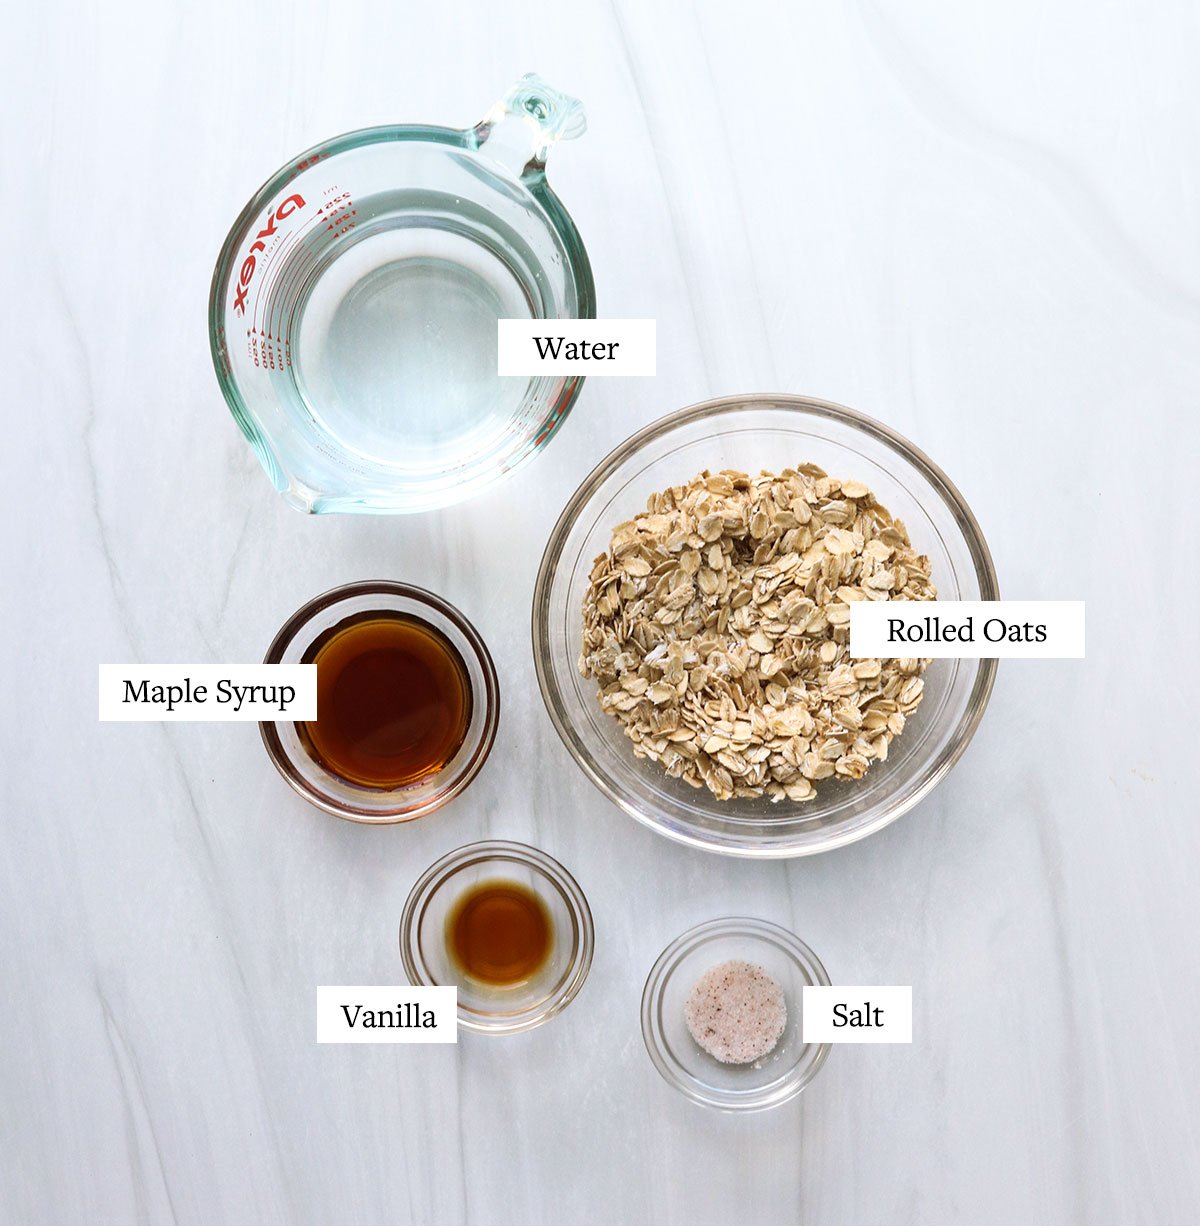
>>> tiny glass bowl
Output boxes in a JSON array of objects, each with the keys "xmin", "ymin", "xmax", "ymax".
[
  {"xmin": 400, "ymin": 840, "xmax": 594, "ymax": 1034},
  {"xmin": 260, "ymin": 581, "xmax": 499, "ymax": 822},
  {"xmin": 533, "ymin": 393, "xmax": 999, "ymax": 857},
  {"xmin": 641, "ymin": 917, "xmax": 831, "ymax": 1112}
]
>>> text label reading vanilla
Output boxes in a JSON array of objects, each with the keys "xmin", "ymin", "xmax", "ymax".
[
  {"xmin": 316, "ymin": 987, "xmax": 458, "ymax": 1044},
  {"xmin": 98, "ymin": 664, "xmax": 316, "ymax": 721}
]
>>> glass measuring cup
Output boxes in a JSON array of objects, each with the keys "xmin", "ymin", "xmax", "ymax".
[{"xmin": 209, "ymin": 75, "xmax": 595, "ymax": 514}]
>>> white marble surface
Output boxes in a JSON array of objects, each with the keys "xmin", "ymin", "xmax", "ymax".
[{"xmin": 4, "ymin": 1, "xmax": 1199, "ymax": 1222}]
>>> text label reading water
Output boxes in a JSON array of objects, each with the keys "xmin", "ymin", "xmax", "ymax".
[{"xmin": 497, "ymin": 319, "xmax": 656, "ymax": 376}]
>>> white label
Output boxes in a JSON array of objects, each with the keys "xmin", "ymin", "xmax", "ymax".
[
  {"xmin": 98, "ymin": 664, "xmax": 316, "ymax": 721},
  {"xmin": 316, "ymin": 986, "xmax": 458, "ymax": 1044},
  {"xmin": 802, "ymin": 986, "xmax": 913, "ymax": 1044},
  {"xmin": 849, "ymin": 601, "xmax": 1085, "ymax": 659},
  {"xmin": 497, "ymin": 318, "xmax": 656, "ymax": 376}
]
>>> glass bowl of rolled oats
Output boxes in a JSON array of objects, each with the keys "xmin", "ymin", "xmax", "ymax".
[{"xmin": 532, "ymin": 394, "xmax": 998, "ymax": 857}]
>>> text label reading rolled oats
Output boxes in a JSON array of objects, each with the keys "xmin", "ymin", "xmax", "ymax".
[{"xmin": 849, "ymin": 601, "xmax": 1085, "ymax": 659}]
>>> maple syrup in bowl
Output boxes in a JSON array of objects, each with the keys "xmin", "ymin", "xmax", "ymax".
[
  {"xmin": 261, "ymin": 582, "xmax": 499, "ymax": 822},
  {"xmin": 400, "ymin": 841, "xmax": 594, "ymax": 1034}
]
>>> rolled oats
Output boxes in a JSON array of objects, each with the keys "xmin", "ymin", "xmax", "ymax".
[{"xmin": 579, "ymin": 466, "xmax": 936, "ymax": 802}]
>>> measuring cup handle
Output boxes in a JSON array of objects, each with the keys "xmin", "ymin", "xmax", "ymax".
[{"xmin": 472, "ymin": 73, "xmax": 587, "ymax": 177}]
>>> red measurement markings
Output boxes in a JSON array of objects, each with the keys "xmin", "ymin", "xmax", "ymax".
[
  {"xmin": 248, "ymin": 330, "xmax": 287, "ymax": 371},
  {"xmin": 244, "ymin": 184, "xmax": 359, "ymax": 368},
  {"xmin": 264, "ymin": 214, "xmax": 325, "ymax": 355},
  {"xmin": 265, "ymin": 190, "xmax": 352, "ymax": 341},
  {"xmin": 325, "ymin": 193, "xmax": 357, "ymax": 237},
  {"xmin": 319, "ymin": 186, "xmax": 357, "ymax": 238},
  {"xmin": 245, "ymin": 206, "xmax": 327, "ymax": 367},
  {"xmin": 252, "ymin": 220, "xmax": 304, "ymax": 332},
  {"xmin": 233, "ymin": 194, "xmax": 306, "ymax": 316},
  {"xmin": 252, "ymin": 224, "xmax": 305, "ymax": 334},
  {"xmin": 265, "ymin": 188, "xmax": 357, "ymax": 353},
  {"xmin": 248, "ymin": 186, "xmax": 348, "ymax": 333},
  {"xmin": 530, "ymin": 396, "xmax": 573, "ymax": 448},
  {"xmin": 243, "ymin": 197, "xmax": 310, "ymax": 364}
]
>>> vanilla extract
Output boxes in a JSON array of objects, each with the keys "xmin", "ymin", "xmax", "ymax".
[{"xmin": 448, "ymin": 879, "xmax": 552, "ymax": 987}]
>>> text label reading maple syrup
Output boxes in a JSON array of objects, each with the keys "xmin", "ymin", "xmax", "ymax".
[
  {"xmin": 298, "ymin": 612, "xmax": 472, "ymax": 789},
  {"xmin": 448, "ymin": 880, "xmax": 553, "ymax": 987}
]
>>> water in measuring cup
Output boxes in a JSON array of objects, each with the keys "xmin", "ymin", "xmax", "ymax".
[{"xmin": 277, "ymin": 191, "xmax": 539, "ymax": 475}]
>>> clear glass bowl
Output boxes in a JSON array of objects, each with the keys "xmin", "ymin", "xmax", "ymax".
[
  {"xmin": 641, "ymin": 917, "xmax": 831, "ymax": 1111},
  {"xmin": 400, "ymin": 840, "xmax": 594, "ymax": 1035},
  {"xmin": 533, "ymin": 394, "xmax": 999, "ymax": 857},
  {"xmin": 261, "ymin": 581, "xmax": 499, "ymax": 822},
  {"xmin": 209, "ymin": 74, "xmax": 595, "ymax": 513}
]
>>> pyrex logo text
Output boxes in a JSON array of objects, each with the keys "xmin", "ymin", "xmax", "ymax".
[{"xmin": 233, "ymin": 194, "xmax": 305, "ymax": 316}]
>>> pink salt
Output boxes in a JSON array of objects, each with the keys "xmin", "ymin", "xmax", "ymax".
[{"xmin": 683, "ymin": 959, "xmax": 787, "ymax": 1064}]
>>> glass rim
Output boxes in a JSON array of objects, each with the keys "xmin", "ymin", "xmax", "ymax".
[
  {"xmin": 208, "ymin": 121, "xmax": 597, "ymax": 511},
  {"xmin": 640, "ymin": 916, "xmax": 832, "ymax": 1112},
  {"xmin": 531, "ymin": 393, "xmax": 1000, "ymax": 858},
  {"xmin": 399, "ymin": 839, "xmax": 595, "ymax": 1035},
  {"xmin": 260, "ymin": 580, "xmax": 500, "ymax": 823}
]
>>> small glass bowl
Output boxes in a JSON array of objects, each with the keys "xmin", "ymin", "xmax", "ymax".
[
  {"xmin": 641, "ymin": 918, "xmax": 831, "ymax": 1111},
  {"xmin": 533, "ymin": 394, "xmax": 999, "ymax": 857},
  {"xmin": 260, "ymin": 581, "xmax": 499, "ymax": 822},
  {"xmin": 400, "ymin": 840, "xmax": 594, "ymax": 1034}
]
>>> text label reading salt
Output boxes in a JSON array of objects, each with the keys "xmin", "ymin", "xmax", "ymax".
[{"xmin": 802, "ymin": 986, "xmax": 913, "ymax": 1044}]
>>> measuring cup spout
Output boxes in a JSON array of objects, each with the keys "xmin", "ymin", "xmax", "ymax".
[{"xmin": 472, "ymin": 73, "xmax": 587, "ymax": 178}]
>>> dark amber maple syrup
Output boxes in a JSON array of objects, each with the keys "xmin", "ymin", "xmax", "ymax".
[
  {"xmin": 298, "ymin": 612, "xmax": 471, "ymax": 789},
  {"xmin": 447, "ymin": 880, "xmax": 552, "ymax": 986}
]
